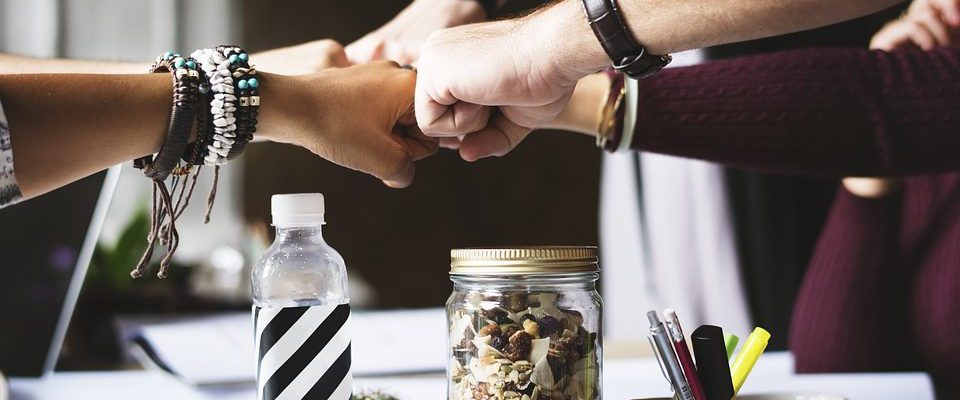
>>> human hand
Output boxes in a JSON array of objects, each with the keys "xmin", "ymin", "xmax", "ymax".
[
  {"xmin": 925, "ymin": 0, "xmax": 960, "ymax": 27},
  {"xmin": 260, "ymin": 62, "xmax": 437, "ymax": 188},
  {"xmin": 415, "ymin": 1, "xmax": 607, "ymax": 161},
  {"xmin": 253, "ymin": 39, "xmax": 350, "ymax": 75},
  {"xmin": 870, "ymin": 0, "xmax": 960, "ymax": 50},
  {"xmin": 345, "ymin": 0, "xmax": 487, "ymax": 65}
]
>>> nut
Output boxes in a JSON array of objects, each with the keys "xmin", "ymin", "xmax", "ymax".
[
  {"xmin": 565, "ymin": 310, "xmax": 584, "ymax": 328},
  {"xmin": 472, "ymin": 382, "xmax": 489, "ymax": 400},
  {"xmin": 503, "ymin": 331, "xmax": 533, "ymax": 361},
  {"xmin": 522, "ymin": 319, "xmax": 539, "ymax": 338},
  {"xmin": 518, "ymin": 313, "xmax": 537, "ymax": 326},
  {"xmin": 478, "ymin": 323, "xmax": 502, "ymax": 338}
]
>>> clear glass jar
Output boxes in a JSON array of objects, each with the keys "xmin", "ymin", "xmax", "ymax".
[{"xmin": 446, "ymin": 247, "xmax": 602, "ymax": 400}]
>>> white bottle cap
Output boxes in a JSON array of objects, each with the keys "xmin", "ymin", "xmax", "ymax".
[{"xmin": 271, "ymin": 193, "xmax": 325, "ymax": 226}]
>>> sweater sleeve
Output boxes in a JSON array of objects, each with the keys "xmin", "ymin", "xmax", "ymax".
[{"xmin": 631, "ymin": 46, "xmax": 960, "ymax": 177}]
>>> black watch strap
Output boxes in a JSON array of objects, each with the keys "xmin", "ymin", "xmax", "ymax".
[{"xmin": 581, "ymin": 0, "xmax": 671, "ymax": 79}]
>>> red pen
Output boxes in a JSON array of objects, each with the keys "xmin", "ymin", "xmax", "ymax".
[{"xmin": 664, "ymin": 309, "xmax": 707, "ymax": 400}]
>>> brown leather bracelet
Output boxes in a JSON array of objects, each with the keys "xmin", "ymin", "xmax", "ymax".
[
  {"xmin": 135, "ymin": 55, "xmax": 201, "ymax": 181},
  {"xmin": 581, "ymin": 0, "xmax": 671, "ymax": 79}
]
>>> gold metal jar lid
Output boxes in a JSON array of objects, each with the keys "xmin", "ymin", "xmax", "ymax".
[{"xmin": 450, "ymin": 246, "xmax": 599, "ymax": 275}]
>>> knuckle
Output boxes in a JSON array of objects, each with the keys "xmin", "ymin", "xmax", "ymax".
[
  {"xmin": 380, "ymin": 150, "xmax": 410, "ymax": 179},
  {"xmin": 323, "ymin": 40, "xmax": 345, "ymax": 54}
]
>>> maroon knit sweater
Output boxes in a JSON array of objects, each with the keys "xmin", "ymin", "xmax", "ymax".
[
  {"xmin": 632, "ymin": 46, "xmax": 960, "ymax": 177},
  {"xmin": 629, "ymin": 46, "xmax": 960, "ymax": 395}
]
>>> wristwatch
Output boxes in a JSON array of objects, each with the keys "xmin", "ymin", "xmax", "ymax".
[{"xmin": 581, "ymin": 0, "xmax": 671, "ymax": 79}]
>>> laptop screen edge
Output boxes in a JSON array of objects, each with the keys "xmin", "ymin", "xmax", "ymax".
[{"xmin": 41, "ymin": 165, "xmax": 122, "ymax": 376}]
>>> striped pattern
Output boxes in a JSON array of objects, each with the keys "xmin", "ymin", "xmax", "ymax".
[{"xmin": 254, "ymin": 304, "xmax": 352, "ymax": 400}]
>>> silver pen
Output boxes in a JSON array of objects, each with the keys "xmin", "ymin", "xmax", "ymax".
[{"xmin": 648, "ymin": 310, "xmax": 695, "ymax": 400}]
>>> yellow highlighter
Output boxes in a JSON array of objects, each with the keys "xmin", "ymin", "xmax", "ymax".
[{"xmin": 730, "ymin": 327, "xmax": 771, "ymax": 394}]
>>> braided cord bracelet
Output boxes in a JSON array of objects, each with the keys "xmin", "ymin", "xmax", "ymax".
[{"xmin": 131, "ymin": 51, "xmax": 203, "ymax": 279}]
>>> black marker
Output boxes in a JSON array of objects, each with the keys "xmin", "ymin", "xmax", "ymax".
[{"xmin": 691, "ymin": 325, "xmax": 734, "ymax": 400}]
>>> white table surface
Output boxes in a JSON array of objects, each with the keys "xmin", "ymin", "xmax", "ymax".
[{"xmin": 9, "ymin": 353, "xmax": 934, "ymax": 400}]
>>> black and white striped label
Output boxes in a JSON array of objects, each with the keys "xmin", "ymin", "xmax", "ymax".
[{"xmin": 253, "ymin": 304, "xmax": 352, "ymax": 400}]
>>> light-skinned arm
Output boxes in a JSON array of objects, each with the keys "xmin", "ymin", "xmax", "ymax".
[{"xmin": 416, "ymin": 0, "xmax": 905, "ymax": 161}]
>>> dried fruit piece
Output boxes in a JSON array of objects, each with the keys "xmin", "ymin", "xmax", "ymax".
[
  {"xmin": 490, "ymin": 335, "xmax": 507, "ymax": 351},
  {"xmin": 482, "ymin": 308, "xmax": 512, "ymax": 325},
  {"xmin": 554, "ymin": 336, "xmax": 583, "ymax": 363},
  {"xmin": 539, "ymin": 316, "xmax": 560, "ymax": 336},
  {"xmin": 536, "ymin": 389, "xmax": 566, "ymax": 400},
  {"xmin": 503, "ymin": 293, "xmax": 529, "ymax": 312},
  {"xmin": 503, "ymin": 331, "xmax": 533, "ymax": 361},
  {"xmin": 502, "ymin": 324, "xmax": 521, "ymax": 340}
]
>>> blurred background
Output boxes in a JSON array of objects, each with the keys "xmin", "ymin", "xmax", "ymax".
[{"xmin": 0, "ymin": 0, "xmax": 904, "ymax": 374}]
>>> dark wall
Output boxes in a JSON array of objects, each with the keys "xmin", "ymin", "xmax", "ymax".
[{"xmin": 241, "ymin": 1, "xmax": 601, "ymax": 308}]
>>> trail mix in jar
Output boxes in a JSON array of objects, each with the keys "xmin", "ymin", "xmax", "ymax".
[{"xmin": 449, "ymin": 292, "xmax": 599, "ymax": 400}]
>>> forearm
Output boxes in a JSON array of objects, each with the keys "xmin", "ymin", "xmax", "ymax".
[
  {"xmin": 630, "ymin": 46, "xmax": 960, "ymax": 177},
  {"xmin": 0, "ymin": 53, "xmax": 147, "ymax": 74},
  {"xmin": 0, "ymin": 72, "xmax": 296, "ymax": 199},
  {"xmin": 540, "ymin": 0, "xmax": 903, "ymax": 77},
  {"xmin": 617, "ymin": 0, "xmax": 901, "ymax": 55},
  {"xmin": 1, "ymin": 73, "xmax": 171, "ymax": 197}
]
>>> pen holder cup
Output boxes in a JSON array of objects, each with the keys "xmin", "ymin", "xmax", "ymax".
[{"xmin": 636, "ymin": 394, "xmax": 845, "ymax": 400}]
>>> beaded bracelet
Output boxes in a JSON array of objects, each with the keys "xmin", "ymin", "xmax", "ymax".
[
  {"xmin": 190, "ymin": 46, "xmax": 260, "ymax": 224},
  {"xmin": 192, "ymin": 47, "xmax": 240, "ymax": 165},
  {"xmin": 189, "ymin": 45, "xmax": 262, "ymax": 165},
  {"xmin": 216, "ymin": 45, "xmax": 260, "ymax": 160}
]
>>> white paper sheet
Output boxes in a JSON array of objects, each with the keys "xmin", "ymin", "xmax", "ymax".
[
  {"xmin": 133, "ymin": 308, "xmax": 448, "ymax": 385},
  {"xmin": 9, "ymin": 371, "xmax": 207, "ymax": 400}
]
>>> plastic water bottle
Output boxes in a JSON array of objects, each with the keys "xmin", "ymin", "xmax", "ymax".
[{"xmin": 252, "ymin": 193, "xmax": 352, "ymax": 400}]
